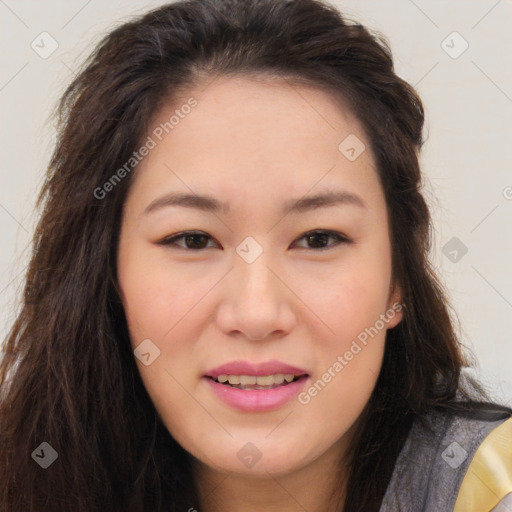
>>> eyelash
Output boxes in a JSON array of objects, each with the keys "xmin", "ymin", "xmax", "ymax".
[{"xmin": 156, "ymin": 229, "xmax": 352, "ymax": 251}]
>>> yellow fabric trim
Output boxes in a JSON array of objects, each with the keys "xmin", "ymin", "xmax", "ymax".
[{"xmin": 454, "ymin": 417, "xmax": 512, "ymax": 512}]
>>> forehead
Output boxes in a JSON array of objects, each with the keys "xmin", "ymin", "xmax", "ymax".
[
  {"xmin": 126, "ymin": 74, "xmax": 384, "ymax": 218},
  {"xmin": 161, "ymin": 73, "xmax": 365, "ymax": 153}
]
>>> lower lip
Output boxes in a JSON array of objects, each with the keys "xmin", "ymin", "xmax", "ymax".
[{"xmin": 204, "ymin": 376, "xmax": 309, "ymax": 412}]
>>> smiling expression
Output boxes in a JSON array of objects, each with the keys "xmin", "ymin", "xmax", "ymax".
[{"xmin": 117, "ymin": 74, "xmax": 403, "ymax": 477}]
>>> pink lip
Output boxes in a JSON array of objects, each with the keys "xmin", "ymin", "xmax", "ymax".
[
  {"xmin": 204, "ymin": 375, "xmax": 309, "ymax": 412},
  {"xmin": 204, "ymin": 360, "xmax": 308, "ymax": 379},
  {"xmin": 203, "ymin": 360, "xmax": 310, "ymax": 412}
]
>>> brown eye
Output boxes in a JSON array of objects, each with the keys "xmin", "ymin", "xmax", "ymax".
[
  {"xmin": 157, "ymin": 231, "xmax": 218, "ymax": 250},
  {"xmin": 293, "ymin": 230, "xmax": 351, "ymax": 250},
  {"xmin": 157, "ymin": 229, "xmax": 351, "ymax": 252}
]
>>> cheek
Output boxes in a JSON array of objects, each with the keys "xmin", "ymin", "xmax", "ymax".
[
  {"xmin": 299, "ymin": 257, "xmax": 393, "ymax": 415},
  {"xmin": 317, "ymin": 266, "xmax": 392, "ymax": 342},
  {"xmin": 117, "ymin": 247, "xmax": 208, "ymax": 428},
  {"xmin": 118, "ymin": 243, "xmax": 208, "ymax": 342},
  {"xmin": 301, "ymin": 304, "xmax": 387, "ymax": 435},
  {"xmin": 323, "ymin": 281, "xmax": 388, "ymax": 379}
]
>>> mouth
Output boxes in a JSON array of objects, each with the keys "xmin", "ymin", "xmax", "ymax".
[
  {"xmin": 203, "ymin": 360, "xmax": 310, "ymax": 411},
  {"xmin": 206, "ymin": 373, "xmax": 308, "ymax": 390}
]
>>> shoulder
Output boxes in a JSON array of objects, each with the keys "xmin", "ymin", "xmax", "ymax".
[
  {"xmin": 379, "ymin": 405, "xmax": 512, "ymax": 512},
  {"xmin": 454, "ymin": 414, "xmax": 512, "ymax": 512}
]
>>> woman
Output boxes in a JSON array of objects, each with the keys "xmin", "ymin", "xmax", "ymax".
[{"xmin": 1, "ymin": 0, "xmax": 510, "ymax": 510}]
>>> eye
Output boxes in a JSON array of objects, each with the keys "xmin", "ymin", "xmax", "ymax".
[
  {"xmin": 292, "ymin": 230, "xmax": 352, "ymax": 250},
  {"xmin": 156, "ymin": 231, "xmax": 219, "ymax": 250},
  {"xmin": 157, "ymin": 229, "xmax": 351, "ymax": 251}
]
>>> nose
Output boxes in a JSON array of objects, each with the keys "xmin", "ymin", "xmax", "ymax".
[{"xmin": 215, "ymin": 251, "xmax": 297, "ymax": 341}]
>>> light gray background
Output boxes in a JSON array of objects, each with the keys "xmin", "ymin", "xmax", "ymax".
[{"xmin": 1, "ymin": 0, "xmax": 511, "ymax": 403}]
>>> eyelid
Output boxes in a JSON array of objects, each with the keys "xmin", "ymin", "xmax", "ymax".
[
  {"xmin": 156, "ymin": 230, "xmax": 219, "ymax": 249},
  {"xmin": 292, "ymin": 229, "xmax": 352, "ymax": 250},
  {"xmin": 156, "ymin": 229, "xmax": 352, "ymax": 250}
]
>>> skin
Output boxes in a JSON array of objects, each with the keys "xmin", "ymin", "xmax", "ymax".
[{"xmin": 117, "ymin": 75, "xmax": 403, "ymax": 512}]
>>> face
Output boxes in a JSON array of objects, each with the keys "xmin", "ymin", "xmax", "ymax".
[{"xmin": 117, "ymin": 75, "xmax": 402, "ymax": 479}]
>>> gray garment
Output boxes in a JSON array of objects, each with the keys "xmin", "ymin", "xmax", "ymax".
[
  {"xmin": 490, "ymin": 493, "xmax": 512, "ymax": 512},
  {"xmin": 379, "ymin": 409, "xmax": 511, "ymax": 512}
]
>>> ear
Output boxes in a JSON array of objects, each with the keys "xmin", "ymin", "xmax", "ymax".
[{"xmin": 385, "ymin": 282, "xmax": 404, "ymax": 329}]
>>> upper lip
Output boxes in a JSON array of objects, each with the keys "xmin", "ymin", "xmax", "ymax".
[{"xmin": 204, "ymin": 360, "xmax": 309, "ymax": 379}]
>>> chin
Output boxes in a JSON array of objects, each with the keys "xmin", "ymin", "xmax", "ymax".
[
  {"xmin": 213, "ymin": 455, "xmax": 304, "ymax": 478},
  {"xmin": 190, "ymin": 436, "xmax": 315, "ymax": 478}
]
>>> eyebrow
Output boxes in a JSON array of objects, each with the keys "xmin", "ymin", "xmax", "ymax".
[{"xmin": 142, "ymin": 190, "xmax": 366, "ymax": 216}]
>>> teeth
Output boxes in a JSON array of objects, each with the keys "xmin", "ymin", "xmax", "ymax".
[
  {"xmin": 215, "ymin": 373, "xmax": 299, "ymax": 387},
  {"xmin": 240, "ymin": 375, "xmax": 257, "ymax": 385},
  {"xmin": 274, "ymin": 373, "xmax": 285, "ymax": 384},
  {"xmin": 254, "ymin": 375, "xmax": 273, "ymax": 386}
]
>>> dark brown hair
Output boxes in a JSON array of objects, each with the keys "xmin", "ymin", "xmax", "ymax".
[{"xmin": 1, "ymin": 0, "xmax": 509, "ymax": 510}]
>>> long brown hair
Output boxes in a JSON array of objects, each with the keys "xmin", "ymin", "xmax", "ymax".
[{"xmin": 1, "ymin": 1, "xmax": 508, "ymax": 510}]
